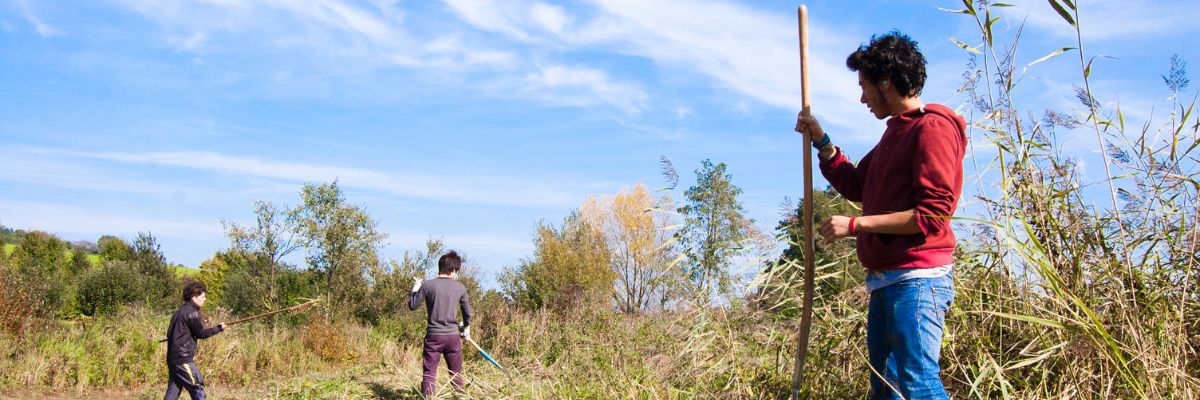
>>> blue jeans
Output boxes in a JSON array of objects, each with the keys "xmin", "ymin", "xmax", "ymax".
[{"xmin": 867, "ymin": 274, "xmax": 954, "ymax": 400}]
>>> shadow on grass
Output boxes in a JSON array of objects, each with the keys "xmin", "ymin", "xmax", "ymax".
[{"xmin": 364, "ymin": 381, "xmax": 424, "ymax": 400}]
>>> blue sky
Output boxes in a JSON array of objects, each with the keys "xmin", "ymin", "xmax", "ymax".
[{"xmin": 2, "ymin": 0, "xmax": 1196, "ymax": 286}]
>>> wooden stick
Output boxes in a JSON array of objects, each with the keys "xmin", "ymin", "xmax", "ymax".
[
  {"xmin": 223, "ymin": 299, "xmax": 319, "ymax": 326},
  {"xmin": 159, "ymin": 299, "xmax": 319, "ymax": 343},
  {"xmin": 792, "ymin": 4, "xmax": 816, "ymax": 400}
]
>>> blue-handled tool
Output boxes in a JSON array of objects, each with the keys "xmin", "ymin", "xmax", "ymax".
[{"xmin": 465, "ymin": 336, "xmax": 511, "ymax": 380}]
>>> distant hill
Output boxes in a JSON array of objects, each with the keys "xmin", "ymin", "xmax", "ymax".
[
  {"xmin": 4, "ymin": 243, "xmax": 199, "ymax": 274},
  {"xmin": 172, "ymin": 265, "xmax": 201, "ymax": 276},
  {"xmin": 3, "ymin": 243, "xmax": 101, "ymax": 267}
]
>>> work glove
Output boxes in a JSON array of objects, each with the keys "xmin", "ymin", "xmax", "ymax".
[
  {"xmin": 459, "ymin": 323, "xmax": 471, "ymax": 340},
  {"xmin": 411, "ymin": 277, "xmax": 422, "ymax": 293}
]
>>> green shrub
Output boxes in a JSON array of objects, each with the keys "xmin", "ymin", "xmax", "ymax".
[{"xmin": 77, "ymin": 264, "xmax": 141, "ymax": 316}]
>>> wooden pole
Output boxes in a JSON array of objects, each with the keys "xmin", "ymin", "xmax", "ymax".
[
  {"xmin": 792, "ymin": 5, "xmax": 816, "ymax": 400},
  {"xmin": 159, "ymin": 299, "xmax": 319, "ymax": 343},
  {"xmin": 222, "ymin": 299, "xmax": 319, "ymax": 326}
]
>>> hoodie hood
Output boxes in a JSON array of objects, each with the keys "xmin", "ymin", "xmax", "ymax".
[{"xmin": 888, "ymin": 103, "xmax": 967, "ymax": 141}]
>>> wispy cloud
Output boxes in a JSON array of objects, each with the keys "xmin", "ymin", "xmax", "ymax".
[
  {"xmin": 995, "ymin": 0, "xmax": 1200, "ymax": 42},
  {"xmin": 39, "ymin": 148, "xmax": 581, "ymax": 208},
  {"xmin": 0, "ymin": 152, "xmax": 219, "ymax": 202},
  {"xmin": 111, "ymin": 0, "xmax": 508, "ymax": 70},
  {"xmin": 17, "ymin": 0, "xmax": 57, "ymax": 37},
  {"xmin": 443, "ymin": 0, "xmax": 879, "ymax": 139},
  {"xmin": 0, "ymin": 199, "xmax": 221, "ymax": 239},
  {"xmin": 387, "ymin": 230, "xmax": 533, "ymax": 266},
  {"xmin": 518, "ymin": 64, "xmax": 647, "ymax": 112}
]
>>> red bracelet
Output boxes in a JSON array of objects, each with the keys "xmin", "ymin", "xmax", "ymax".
[{"xmin": 848, "ymin": 216, "xmax": 857, "ymax": 235}]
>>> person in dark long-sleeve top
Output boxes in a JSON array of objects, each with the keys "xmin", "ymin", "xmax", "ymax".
[
  {"xmin": 408, "ymin": 250, "xmax": 472, "ymax": 396},
  {"xmin": 164, "ymin": 281, "xmax": 226, "ymax": 400}
]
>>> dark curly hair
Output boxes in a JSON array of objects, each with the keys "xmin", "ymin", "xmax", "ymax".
[
  {"xmin": 182, "ymin": 280, "xmax": 207, "ymax": 303},
  {"xmin": 846, "ymin": 30, "xmax": 926, "ymax": 97}
]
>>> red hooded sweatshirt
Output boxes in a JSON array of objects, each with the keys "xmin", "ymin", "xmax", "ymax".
[{"xmin": 819, "ymin": 104, "xmax": 967, "ymax": 271}]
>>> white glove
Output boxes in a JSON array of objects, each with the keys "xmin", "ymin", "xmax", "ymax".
[
  {"xmin": 460, "ymin": 324, "xmax": 470, "ymax": 339},
  {"xmin": 411, "ymin": 277, "xmax": 422, "ymax": 293}
]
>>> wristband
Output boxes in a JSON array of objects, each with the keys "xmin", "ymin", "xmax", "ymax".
[
  {"xmin": 812, "ymin": 133, "xmax": 831, "ymax": 149},
  {"xmin": 848, "ymin": 216, "xmax": 857, "ymax": 235}
]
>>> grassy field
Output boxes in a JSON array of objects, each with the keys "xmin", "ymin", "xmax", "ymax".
[
  {"xmin": 1, "ymin": 305, "xmax": 764, "ymax": 399},
  {"xmin": 2, "ymin": 243, "xmax": 198, "ymax": 273},
  {"xmin": 2, "ymin": 243, "xmax": 101, "ymax": 267},
  {"xmin": 171, "ymin": 265, "xmax": 201, "ymax": 276}
]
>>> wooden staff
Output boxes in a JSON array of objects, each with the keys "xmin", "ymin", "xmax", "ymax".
[
  {"xmin": 792, "ymin": 4, "xmax": 816, "ymax": 400},
  {"xmin": 159, "ymin": 299, "xmax": 319, "ymax": 343}
]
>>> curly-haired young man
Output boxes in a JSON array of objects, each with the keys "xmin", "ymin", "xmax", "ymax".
[
  {"xmin": 795, "ymin": 31, "xmax": 966, "ymax": 400},
  {"xmin": 164, "ymin": 281, "xmax": 226, "ymax": 400}
]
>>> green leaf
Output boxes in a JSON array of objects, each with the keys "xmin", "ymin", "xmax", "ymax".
[
  {"xmin": 992, "ymin": 2, "xmax": 1016, "ymax": 6},
  {"xmin": 1116, "ymin": 103, "xmax": 1125, "ymax": 131},
  {"xmin": 1048, "ymin": 0, "xmax": 1077, "ymax": 27},
  {"xmin": 983, "ymin": 311, "xmax": 1068, "ymax": 330},
  {"xmin": 986, "ymin": 15, "xmax": 1000, "ymax": 47},
  {"xmin": 1026, "ymin": 47, "xmax": 1075, "ymax": 69},
  {"xmin": 938, "ymin": 7, "xmax": 972, "ymax": 14},
  {"xmin": 950, "ymin": 36, "xmax": 983, "ymax": 54}
]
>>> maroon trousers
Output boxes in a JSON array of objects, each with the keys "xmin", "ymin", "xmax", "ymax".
[{"xmin": 421, "ymin": 335, "xmax": 463, "ymax": 395}]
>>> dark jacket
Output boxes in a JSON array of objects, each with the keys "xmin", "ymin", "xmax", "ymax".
[
  {"xmin": 408, "ymin": 277, "xmax": 472, "ymax": 336},
  {"xmin": 820, "ymin": 104, "xmax": 967, "ymax": 271},
  {"xmin": 166, "ymin": 300, "xmax": 223, "ymax": 366}
]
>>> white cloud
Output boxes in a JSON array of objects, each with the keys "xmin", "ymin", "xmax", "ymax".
[
  {"xmin": 443, "ymin": 0, "xmax": 879, "ymax": 140},
  {"xmin": 442, "ymin": 0, "xmax": 570, "ymax": 41},
  {"xmin": 0, "ymin": 199, "xmax": 221, "ymax": 239},
  {"xmin": 44, "ymin": 148, "xmax": 580, "ymax": 208},
  {"xmin": 519, "ymin": 64, "xmax": 647, "ymax": 112},
  {"xmin": 387, "ymin": 231, "xmax": 532, "ymax": 264},
  {"xmin": 995, "ymin": 0, "xmax": 1200, "ymax": 42},
  {"xmin": 674, "ymin": 106, "xmax": 693, "ymax": 119},
  {"xmin": 176, "ymin": 31, "xmax": 206, "ymax": 52},
  {"xmin": 530, "ymin": 3, "xmax": 570, "ymax": 35},
  {"xmin": 111, "ymin": 0, "xmax": 506, "ymax": 71},
  {"xmin": 0, "ymin": 150, "xmax": 255, "ymax": 207},
  {"xmin": 17, "ymin": 0, "xmax": 57, "ymax": 37}
]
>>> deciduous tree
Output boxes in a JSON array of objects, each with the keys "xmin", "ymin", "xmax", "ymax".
[
  {"xmin": 676, "ymin": 160, "xmax": 752, "ymax": 300},
  {"xmin": 295, "ymin": 181, "xmax": 387, "ymax": 319},
  {"xmin": 502, "ymin": 212, "xmax": 613, "ymax": 311},
  {"xmin": 580, "ymin": 183, "xmax": 677, "ymax": 313},
  {"xmin": 224, "ymin": 200, "xmax": 303, "ymax": 311}
]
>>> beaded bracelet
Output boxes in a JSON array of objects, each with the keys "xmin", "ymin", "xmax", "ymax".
[{"xmin": 812, "ymin": 133, "xmax": 831, "ymax": 149}]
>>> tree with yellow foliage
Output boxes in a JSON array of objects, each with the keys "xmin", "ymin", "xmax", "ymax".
[{"xmin": 580, "ymin": 183, "xmax": 678, "ymax": 313}]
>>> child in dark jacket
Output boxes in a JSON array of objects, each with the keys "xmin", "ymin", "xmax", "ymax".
[
  {"xmin": 408, "ymin": 250, "xmax": 472, "ymax": 396},
  {"xmin": 164, "ymin": 281, "xmax": 226, "ymax": 400}
]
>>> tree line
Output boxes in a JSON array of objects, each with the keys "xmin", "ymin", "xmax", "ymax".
[{"xmin": 1, "ymin": 157, "xmax": 845, "ymax": 336}]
